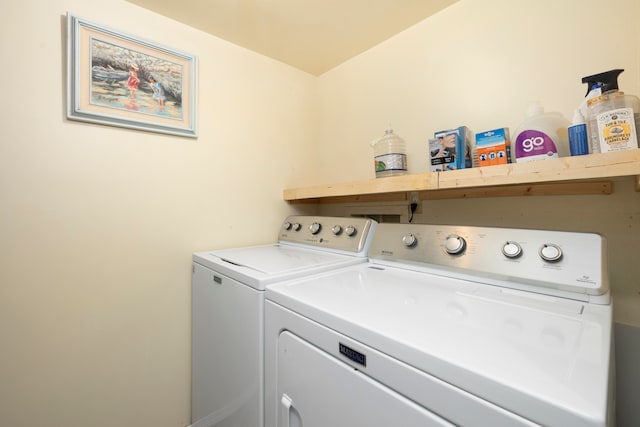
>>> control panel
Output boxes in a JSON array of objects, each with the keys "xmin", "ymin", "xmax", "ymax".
[
  {"xmin": 368, "ymin": 223, "xmax": 608, "ymax": 299},
  {"xmin": 279, "ymin": 216, "xmax": 376, "ymax": 254}
]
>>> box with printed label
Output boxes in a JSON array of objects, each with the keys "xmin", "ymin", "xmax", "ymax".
[
  {"xmin": 428, "ymin": 138, "xmax": 454, "ymax": 171},
  {"xmin": 475, "ymin": 128, "xmax": 511, "ymax": 167},
  {"xmin": 430, "ymin": 126, "xmax": 473, "ymax": 172}
]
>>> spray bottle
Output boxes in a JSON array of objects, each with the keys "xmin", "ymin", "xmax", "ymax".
[{"xmin": 581, "ymin": 69, "xmax": 640, "ymax": 153}]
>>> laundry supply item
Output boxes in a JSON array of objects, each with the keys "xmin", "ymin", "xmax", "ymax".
[
  {"xmin": 430, "ymin": 126, "xmax": 473, "ymax": 171},
  {"xmin": 371, "ymin": 128, "xmax": 408, "ymax": 178},
  {"xmin": 428, "ymin": 138, "xmax": 453, "ymax": 171},
  {"xmin": 568, "ymin": 110, "xmax": 589, "ymax": 156},
  {"xmin": 581, "ymin": 69, "xmax": 640, "ymax": 153},
  {"xmin": 475, "ymin": 128, "xmax": 511, "ymax": 166},
  {"xmin": 512, "ymin": 103, "xmax": 569, "ymax": 163}
]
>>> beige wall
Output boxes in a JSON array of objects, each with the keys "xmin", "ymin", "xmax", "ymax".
[
  {"xmin": 0, "ymin": 0, "xmax": 316, "ymax": 426},
  {"xmin": 317, "ymin": 0, "xmax": 640, "ymax": 180},
  {"xmin": 2, "ymin": 0, "xmax": 639, "ymax": 426},
  {"xmin": 316, "ymin": 0, "xmax": 640, "ymax": 326}
]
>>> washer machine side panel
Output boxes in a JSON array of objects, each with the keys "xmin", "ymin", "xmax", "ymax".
[{"xmin": 192, "ymin": 262, "xmax": 263, "ymax": 427}]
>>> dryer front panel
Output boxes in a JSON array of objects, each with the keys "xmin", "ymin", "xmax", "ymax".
[{"xmin": 276, "ymin": 331, "xmax": 451, "ymax": 427}]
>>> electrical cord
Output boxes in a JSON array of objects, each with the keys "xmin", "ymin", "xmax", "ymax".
[{"xmin": 409, "ymin": 203, "xmax": 418, "ymax": 223}]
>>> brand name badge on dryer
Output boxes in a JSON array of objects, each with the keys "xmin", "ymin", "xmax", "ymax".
[{"xmin": 339, "ymin": 343, "xmax": 366, "ymax": 367}]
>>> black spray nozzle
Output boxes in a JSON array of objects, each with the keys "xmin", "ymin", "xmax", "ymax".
[{"xmin": 581, "ymin": 69, "xmax": 624, "ymax": 96}]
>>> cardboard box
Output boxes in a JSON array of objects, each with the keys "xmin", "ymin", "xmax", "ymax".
[
  {"xmin": 475, "ymin": 128, "xmax": 511, "ymax": 166},
  {"xmin": 428, "ymin": 138, "xmax": 454, "ymax": 172},
  {"xmin": 430, "ymin": 126, "xmax": 473, "ymax": 171}
]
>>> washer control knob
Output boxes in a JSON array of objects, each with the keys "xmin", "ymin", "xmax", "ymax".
[
  {"xmin": 502, "ymin": 241, "xmax": 522, "ymax": 258},
  {"xmin": 345, "ymin": 225, "xmax": 357, "ymax": 237},
  {"xmin": 402, "ymin": 234, "xmax": 417, "ymax": 247},
  {"xmin": 292, "ymin": 223, "xmax": 302, "ymax": 232},
  {"xmin": 282, "ymin": 222, "xmax": 292, "ymax": 231},
  {"xmin": 332, "ymin": 225, "xmax": 343, "ymax": 235},
  {"xmin": 539, "ymin": 244, "xmax": 562, "ymax": 262},
  {"xmin": 309, "ymin": 222, "xmax": 322, "ymax": 235},
  {"xmin": 444, "ymin": 235, "xmax": 466, "ymax": 255}
]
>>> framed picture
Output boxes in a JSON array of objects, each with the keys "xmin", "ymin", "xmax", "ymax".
[{"xmin": 67, "ymin": 13, "xmax": 198, "ymax": 138}]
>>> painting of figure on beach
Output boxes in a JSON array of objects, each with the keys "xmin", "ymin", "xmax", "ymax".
[
  {"xmin": 90, "ymin": 39, "xmax": 182, "ymax": 119},
  {"xmin": 67, "ymin": 14, "xmax": 198, "ymax": 137}
]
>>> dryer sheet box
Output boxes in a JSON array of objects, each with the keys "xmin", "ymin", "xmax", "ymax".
[
  {"xmin": 429, "ymin": 126, "xmax": 473, "ymax": 172},
  {"xmin": 475, "ymin": 128, "xmax": 511, "ymax": 167}
]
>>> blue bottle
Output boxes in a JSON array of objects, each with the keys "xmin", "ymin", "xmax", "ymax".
[{"xmin": 568, "ymin": 109, "xmax": 589, "ymax": 156}]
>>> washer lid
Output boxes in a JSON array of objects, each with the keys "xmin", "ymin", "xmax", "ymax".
[
  {"xmin": 193, "ymin": 244, "xmax": 363, "ymax": 290},
  {"xmin": 266, "ymin": 262, "xmax": 613, "ymax": 427}
]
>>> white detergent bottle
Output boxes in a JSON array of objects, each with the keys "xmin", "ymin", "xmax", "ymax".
[
  {"xmin": 582, "ymin": 69, "xmax": 640, "ymax": 153},
  {"xmin": 370, "ymin": 127, "xmax": 408, "ymax": 178},
  {"xmin": 511, "ymin": 103, "xmax": 570, "ymax": 163}
]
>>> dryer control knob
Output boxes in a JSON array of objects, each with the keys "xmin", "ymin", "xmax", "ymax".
[
  {"xmin": 345, "ymin": 225, "xmax": 357, "ymax": 237},
  {"xmin": 402, "ymin": 234, "xmax": 417, "ymax": 247},
  {"xmin": 502, "ymin": 241, "xmax": 522, "ymax": 258},
  {"xmin": 292, "ymin": 223, "xmax": 302, "ymax": 232},
  {"xmin": 282, "ymin": 222, "xmax": 292, "ymax": 231},
  {"xmin": 332, "ymin": 225, "xmax": 343, "ymax": 235},
  {"xmin": 309, "ymin": 222, "xmax": 322, "ymax": 235},
  {"xmin": 539, "ymin": 244, "xmax": 562, "ymax": 262},
  {"xmin": 445, "ymin": 235, "xmax": 466, "ymax": 255}
]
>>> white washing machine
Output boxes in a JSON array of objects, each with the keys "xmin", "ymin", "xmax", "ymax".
[
  {"xmin": 190, "ymin": 215, "xmax": 376, "ymax": 427},
  {"xmin": 265, "ymin": 223, "xmax": 614, "ymax": 427}
]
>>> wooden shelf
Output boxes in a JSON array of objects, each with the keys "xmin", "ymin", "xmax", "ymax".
[{"xmin": 284, "ymin": 150, "xmax": 640, "ymax": 203}]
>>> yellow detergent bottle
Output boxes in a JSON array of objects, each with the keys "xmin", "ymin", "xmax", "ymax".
[{"xmin": 582, "ymin": 69, "xmax": 640, "ymax": 153}]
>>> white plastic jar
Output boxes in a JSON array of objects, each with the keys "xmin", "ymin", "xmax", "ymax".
[
  {"xmin": 370, "ymin": 128, "xmax": 408, "ymax": 178},
  {"xmin": 511, "ymin": 103, "xmax": 570, "ymax": 163}
]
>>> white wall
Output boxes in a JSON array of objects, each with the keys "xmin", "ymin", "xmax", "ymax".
[{"xmin": 0, "ymin": 1, "xmax": 316, "ymax": 426}]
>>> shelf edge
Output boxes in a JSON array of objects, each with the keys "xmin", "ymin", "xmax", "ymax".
[
  {"xmin": 283, "ymin": 173, "xmax": 438, "ymax": 201},
  {"xmin": 283, "ymin": 150, "xmax": 640, "ymax": 202},
  {"xmin": 438, "ymin": 151, "xmax": 640, "ymax": 189}
]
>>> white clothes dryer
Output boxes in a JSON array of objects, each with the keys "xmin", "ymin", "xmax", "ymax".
[
  {"xmin": 190, "ymin": 215, "xmax": 376, "ymax": 427},
  {"xmin": 265, "ymin": 223, "xmax": 614, "ymax": 427}
]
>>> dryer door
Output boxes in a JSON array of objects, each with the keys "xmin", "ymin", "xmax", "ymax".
[{"xmin": 276, "ymin": 331, "xmax": 452, "ymax": 427}]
